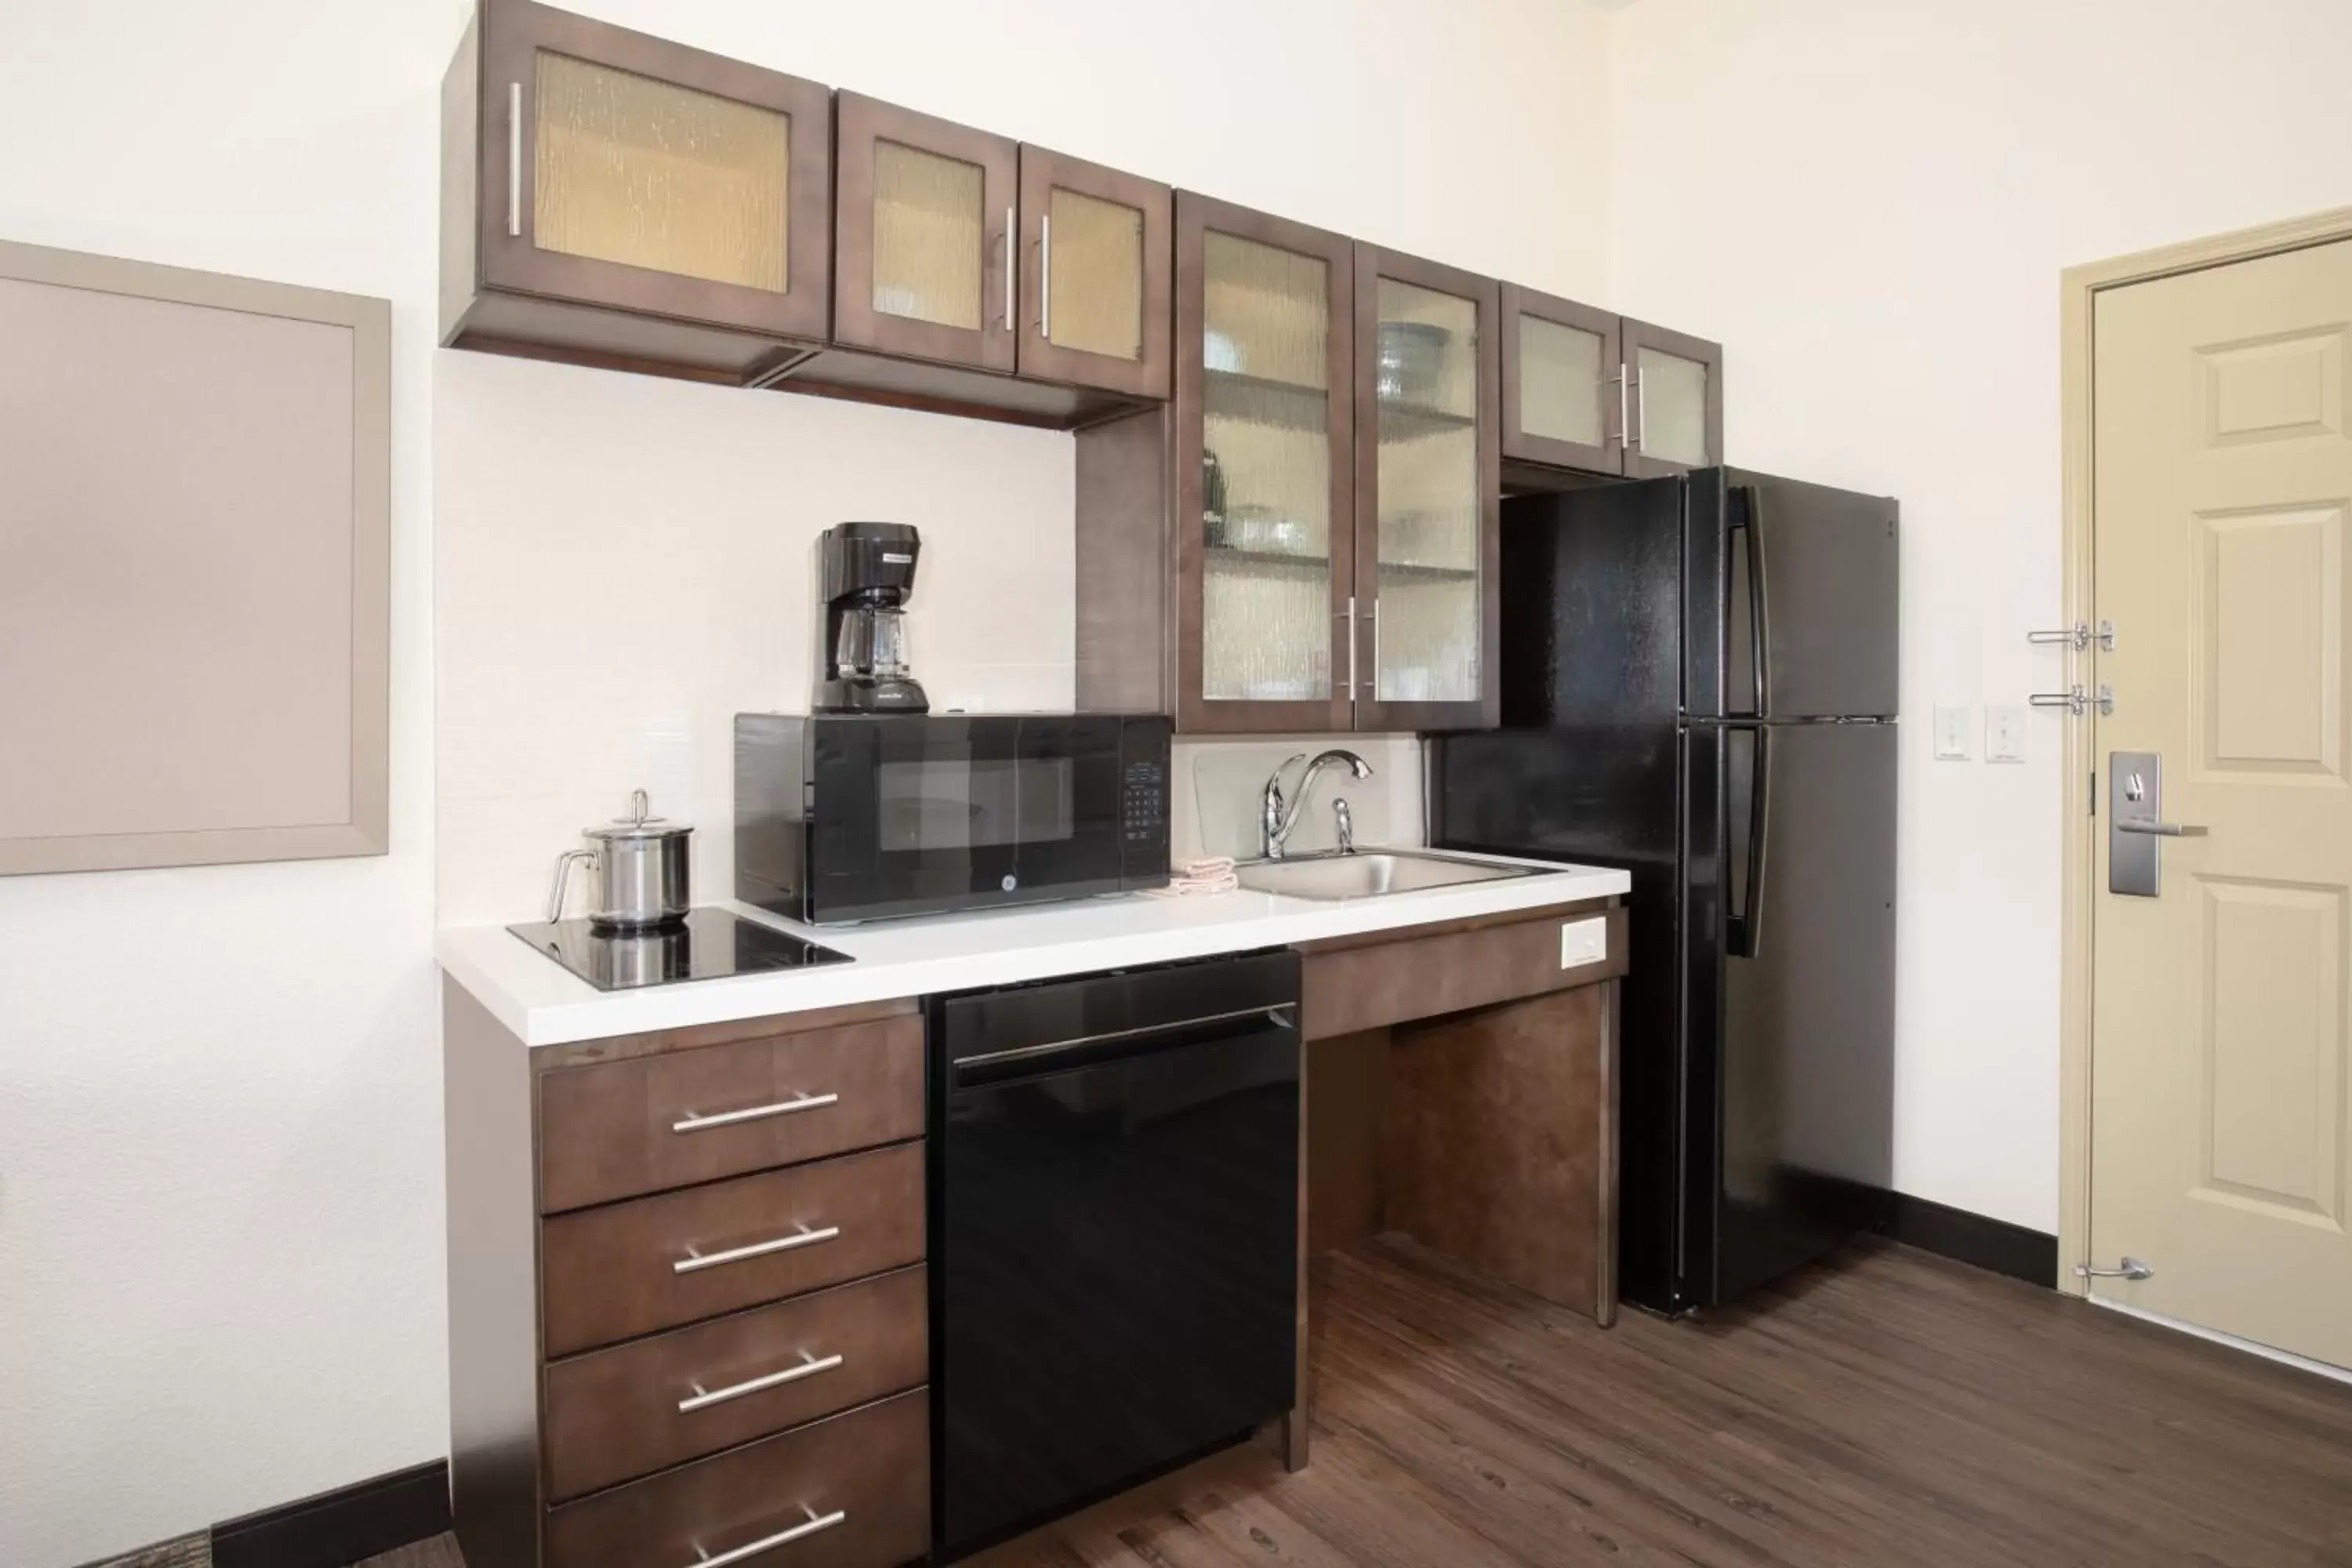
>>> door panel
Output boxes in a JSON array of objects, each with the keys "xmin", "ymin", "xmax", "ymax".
[
  {"xmin": 1018, "ymin": 147, "xmax": 1172, "ymax": 399},
  {"xmin": 1718, "ymin": 469, "xmax": 1900, "ymax": 720},
  {"xmin": 2091, "ymin": 236, "xmax": 2352, "ymax": 1369},
  {"xmin": 1500, "ymin": 283, "xmax": 1622, "ymax": 473},
  {"xmin": 1173, "ymin": 194, "xmax": 1355, "ymax": 734},
  {"xmin": 1621, "ymin": 317, "xmax": 1722, "ymax": 478},
  {"xmin": 481, "ymin": 2, "xmax": 832, "ymax": 343},
  {"xmin": 833, "ymin": 93, "xmax": 1018, "ymax": 373}
]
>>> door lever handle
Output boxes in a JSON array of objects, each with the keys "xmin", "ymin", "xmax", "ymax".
[
  {"xmin": 2074, "ymin": 1257, "xmax": 2154, "ymax": 1281},
  {"xmin": 2115, "ymin": 820, "xmax": 2205, "ymax": 838}
]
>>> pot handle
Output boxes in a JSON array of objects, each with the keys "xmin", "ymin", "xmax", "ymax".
[{"xmin": 547, "ymin": 848, "xmax": 597, "ymax": 923}]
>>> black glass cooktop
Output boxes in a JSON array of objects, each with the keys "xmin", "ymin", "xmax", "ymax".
[{"xmin": 506, "ymin": 906, "xmax": 853, "ymax": 991}]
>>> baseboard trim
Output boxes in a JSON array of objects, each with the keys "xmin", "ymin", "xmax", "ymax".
[
  {"xmin": 1883, "ymin": 1192, "xmax": 2058, "ymax": 1288},
  {"xmin": 209, "ymin": 1458, "xmax": 449, "ymax": 1568}
]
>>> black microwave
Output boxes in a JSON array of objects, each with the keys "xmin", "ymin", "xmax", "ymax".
[{"xmin": 734, "ymin": 713, "xmax": 1172, "ymax": 924}]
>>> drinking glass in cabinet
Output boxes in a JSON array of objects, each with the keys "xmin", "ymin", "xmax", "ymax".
[
  {"xmin": 1199, "ymin": 231, "xmax": 1335, "ymax": 703},
  {"xmin": 1374, "ymin": 279, "xmax": 1480, "ymax": 705}
]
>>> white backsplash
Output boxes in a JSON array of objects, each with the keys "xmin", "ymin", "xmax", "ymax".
[{"xmin": 1173, "ymin": 734, "xmax": 1428, "ymax": 863}]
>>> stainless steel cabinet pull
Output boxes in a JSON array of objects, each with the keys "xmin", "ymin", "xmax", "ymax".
[
  {"xmin": 2027, "ymin": 619, "xmax": 2115, "ymax": 652},
  {"xmin": 2116, "ymin": 819, "xmax": 2206, "ymax": 838},
  {"xmin": 687, "ymin": 1504, "xmax": 845, "ymax": 1568},
  {"xmin": 506, "ymin": 83, "xmax": 524, "ymax": 238},
  {"xmin": 2074, "ymin": 1257, "xmax": 2153, "ymax": 1281},
  {"xmin": 957, "ymin": 1004, "xmax": 1298, "ymax": 1070},
  {"xmin": 1339, "ymin": 596, "xmax": 1357, "ymax": 698},
  {"xmin": 1632, "ymin": 366, "xmax": 1647, "ymax": 452},
  {"xmin": 1038, "ymin": 211, "xmax": 1052, "ymax": 340},
  {"xmin": 1368, "ymin": 600, "xmax": 1381, "ymax": 698},
  {"xmin": 677, "ymin": 1350, "xmax": 844, "ymax": 1414},
  {"xmin": 673, "ymin": 1221, "xmax": 840, "ymax": 1275},
  {"xmin": 672, "ymin": 1091, "xmax": 838, "ymax": 1134},
  {"xmin": 1000, "ymin": 205, "xmax": 1014, "ymax": 331},
  {"xmin": 1610, "ymin": 367, "xmax": 1629, "ymax": 449},
  {"xmin": 2028, "ymin": 683, "xmax": 2114, "ymax": 718}
]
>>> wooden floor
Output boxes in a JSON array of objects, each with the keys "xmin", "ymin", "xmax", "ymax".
[{"xmin": 372, "ymin": 1236, "xmax": 2352, "ymax": 1568}]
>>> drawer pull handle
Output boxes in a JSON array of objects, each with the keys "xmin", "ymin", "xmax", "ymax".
[
  {"xmin": 673, "ymin": 1222, "xmax": 840, "ymax": 1276},
  {"xmin": 689, "ymin": 1504, "xmax": 844, "ymax": 1567},
  {"xmin": 672, "ymin": 1091, "xmax": 839, "ymax": 1134},
  {"xmin": 677, "ymin": 1350, "xmax": 844, "ymax": 1414}
]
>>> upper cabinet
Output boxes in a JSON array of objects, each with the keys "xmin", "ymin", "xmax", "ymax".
[
  {"xmin": 1018, "ymin": 147, "xmax": 1174, "ymax": 401},
  {"xmin": 1621, "ymin": 316, "xmax": 1723, "ymax": 477},
  {"xmin": 1500, "ymin": 288, "xmax": 1723, "ymax": 477},
  {"xmin": 1171, "ymin": 195, "xmax": 1356, "ymax": 734},
  {"xmin": 443, "ymin": 0, "xmax": 833, "ymax": 378},
  {"xmin": 831, "ymin": 93, "xmax": 1019, "ymax": 376},
  {"xmin": 1353, "ymin": 246, "xmax": 1501, "ymax": 732}
]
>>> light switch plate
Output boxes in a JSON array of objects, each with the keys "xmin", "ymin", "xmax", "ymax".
[
  {"xmin": 1986, "ymin": 705, "xmax": 2027, "ymax": 763},
  {"xmin": 1934, "ymin": 705, "xmax": 1973, "ymax": 760},
  {"xmin": 1560, "ymin": 916, "xmax": 1607, "ymax": 969}
]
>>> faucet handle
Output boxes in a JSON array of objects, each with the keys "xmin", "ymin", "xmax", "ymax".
[{"xmin": 1332, "ymin": 797, "xmax": 1356, "ymax": 855}]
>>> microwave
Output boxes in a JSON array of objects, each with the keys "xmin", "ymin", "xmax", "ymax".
[{"xmin": 734, "ymin": 713, "xmax": 1172, "ymax": 924}]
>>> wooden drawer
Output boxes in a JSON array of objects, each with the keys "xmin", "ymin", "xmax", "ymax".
[
  {"xmin": 544, "ymin": 1265, "xmax": 928, "ymax": 1502},
  {"xmin": 544, "ymin": 1388, "xmax": 929, "ymax": 1568},
  {"xmin": 541, "ymin": 1142, "xmax": 924, "ymax": 1357},
  {"xmin": 1301, "ymin": 903, "xmax": 1628, "ymax": 1041},
  {"xmin": 539, "ymin": 1014, "xmax": 924, "ymax": 1213}
]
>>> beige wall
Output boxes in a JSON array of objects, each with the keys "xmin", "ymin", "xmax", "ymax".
[{"xmin": 1606, "ymin": 0, "xmax": 2352, "ymax": 1230}]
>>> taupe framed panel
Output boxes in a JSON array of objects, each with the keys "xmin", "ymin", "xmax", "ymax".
[
  {"xmin": 1017, "ymin": 145, "xmax": 1173, "ymax": 400},
  {"xmin": 0, "ymin": 240, "xmax": 390, "ymax": 875},
  {"xmin": 1499, "ymin": 282, "xmax": 1623, "ymax": 474},
  {"xmin": 1620, "ymin": 315, "xmax": 1722, "ymax": 479}
]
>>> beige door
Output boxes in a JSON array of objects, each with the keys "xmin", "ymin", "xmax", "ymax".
[{"xmin": 2091, "ymin": 237, "xmax": 2352, "ymax": 1367}]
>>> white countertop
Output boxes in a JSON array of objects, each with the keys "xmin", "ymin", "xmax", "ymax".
[{"xmin": 436, "ymin": 851, "xmax": 1630, "ymax": 1047}]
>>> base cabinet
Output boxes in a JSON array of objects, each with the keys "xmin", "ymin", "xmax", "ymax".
[{"xmin": 442, "ymin": 985, "xmax": 930, "ymax": 1568}]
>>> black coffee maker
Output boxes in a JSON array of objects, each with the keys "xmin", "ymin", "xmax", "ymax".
[{"xmin": 813, "ymin": 521, "xmax": 929, "ymax": 713}]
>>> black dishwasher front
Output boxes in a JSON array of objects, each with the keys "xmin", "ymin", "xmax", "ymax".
[{"xmin": 930, "ymin": 950, "xmax": 1301, "ymax": 1561}]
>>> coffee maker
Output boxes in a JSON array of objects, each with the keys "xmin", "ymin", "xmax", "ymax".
[{"xmin": 813, "ymin": 521, "xmax": 929, "ymax": 713}]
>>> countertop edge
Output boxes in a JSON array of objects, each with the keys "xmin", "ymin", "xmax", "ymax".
[{"xmin": 437, "ymin": 855, "xmax": 1631, "ymax": 1048}]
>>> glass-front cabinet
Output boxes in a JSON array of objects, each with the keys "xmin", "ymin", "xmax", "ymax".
[
  {"xmin": 1173, "ymin": 196, "xmax": 1356, "ymax": 732},
  {"xmin": 1501, "ymin": 284, "xmax": 1622, "ymax": 471},
  {"xmin": 1353, "ymin": 246, "xmax": 1501, "ymax": 731},
  {"xmin": 1622, "ymin": 316, "xmax": 1722, "ymax": 477},
  {"xmin": 1018, "ymin": 148, "xmax": 1172, "ymax": 400},
  {"xmin": 473, "ymin": 2, "xmax": 833, "ymax": 348}
]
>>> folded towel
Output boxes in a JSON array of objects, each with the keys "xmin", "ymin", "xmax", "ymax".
[{"xmin": 1139, "ymin": 856, "xmax": 1239, "ymax": 898}]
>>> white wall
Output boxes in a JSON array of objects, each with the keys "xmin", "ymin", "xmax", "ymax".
[
  {"xmin": 1605, "ymin": 0, "xmax": 2352, "ymax": 1229},
  {"xmin": 0, "ymin": 2, "xmax": 470, "ymax": 1563}
]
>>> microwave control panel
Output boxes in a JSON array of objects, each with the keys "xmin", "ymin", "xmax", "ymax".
[{"xmin": 1120, "ymin": 756, "xmax": 1171, "ymax": 879}]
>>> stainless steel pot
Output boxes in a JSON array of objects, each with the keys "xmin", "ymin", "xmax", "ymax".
[{"xmin": 548, "ymin": 789, "xmax": 692, "ymax": 929}]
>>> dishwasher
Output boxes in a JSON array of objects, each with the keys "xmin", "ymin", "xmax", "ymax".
[{"xmin": 929, "ymin": 949, "xmax": 1301, "ymax": 1562}]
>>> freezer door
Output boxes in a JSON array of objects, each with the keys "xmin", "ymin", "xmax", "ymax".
[
  {"xmin": 1711, "ymin": 469, "xmax": 1900, "ymax": 720},
  {"xmin": 1683, "ymin": 720, "xmax": 1896, "ymax": 1308}
]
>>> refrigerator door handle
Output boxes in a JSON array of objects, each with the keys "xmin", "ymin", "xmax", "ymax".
[
  {"xmin": 1734, "ymin": 485, "xmax": 1771, "ymax": 718},
  {"xmin": 1728, "ymin": 725, "xmax": 1770, "ymax": 959}
]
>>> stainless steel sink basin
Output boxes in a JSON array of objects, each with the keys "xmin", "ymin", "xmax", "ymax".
[{"xmin": 1234, "ymin": 849, "xmax": 1537, "ymax": 901}]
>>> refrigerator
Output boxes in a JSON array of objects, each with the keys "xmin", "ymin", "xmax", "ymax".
[{"xmin": 1431, "ymin": 467, "xmax": 1897, "ymax": 1316}]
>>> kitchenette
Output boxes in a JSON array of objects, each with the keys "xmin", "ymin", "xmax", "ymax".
[{"xmin": 422, "ymin": 2, "xmax": 1896, "ymax": 1566}]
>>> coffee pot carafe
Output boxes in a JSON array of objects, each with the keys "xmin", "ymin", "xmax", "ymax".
[{"xmin": 813, "ymin": 521, "xmax": 928, "ymax": 713}]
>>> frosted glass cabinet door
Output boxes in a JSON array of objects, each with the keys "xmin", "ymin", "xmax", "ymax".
[
  {"xmin": 1174, "ymin": 194, "xmax": 1356, "ymax": 734},
  {"xmin": 1018, "ymin": 147, "xmax": 1172, "ymax": 399},
  {"xmin": 1500, "ymin": 283, "xmax": 1622, "ymax": 473},
  {"xmin": 1623, "ymin": 316, "xmax": 1723, "ymax": 477},
  {"xmin": 833, "ymin": 93, "xmax": 1018, "ymax": 373},
  {"xmin": 480, "ymin": 2, "xmax": 832, "ymax": 343},
  {"xmin": 1354, "ymin": 245, "xmax": 1500, "ymax": 732}
]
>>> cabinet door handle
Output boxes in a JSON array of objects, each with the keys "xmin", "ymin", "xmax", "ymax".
[
  {"xmin": 686, "ymin": 1505, "xmax": 845, "ymax": 1568},
  {"xmin": 673, "ymin": 1221, "xmax": 839, "ymax": 1275},
  {"xmin": 1000, "ymin": 205, "xmax": 1014, "ymax": 332},
  {"xmin": 1368, "ymin": 599, "xmax": 1381, "ymax": 698},
  {"xmin": 671, "ymin": 1091, "xmax": 838, "ymax": 1134},
  {"xmin": 677, "ymin": 1350, "xmax": 844, "ymax": 1414},
  {"xmin": 506, "ymin": 82, "xmax": 523, "ymax": 238},
  {"xmin": 1038, "ymin": 211, "xmax": 1051, "ymax": 341},
  {"xmin": 1632, "ymin": 365, "xmax": 1647, "ymax": 453},
  {"xmin": 1610, "ymin": 366, "xmax": 1628, "ymax": 449},
  {"xmin": 1339, "ymin": 595, "xmax": 1357, "ymax": 698}
]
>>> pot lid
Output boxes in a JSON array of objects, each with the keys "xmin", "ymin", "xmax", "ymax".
[{"xmin": 586, "ymin": 788, "xmax": 692, "ymax": 841}]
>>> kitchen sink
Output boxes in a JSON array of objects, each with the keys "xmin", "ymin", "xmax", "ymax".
[{"xmin": 1235, "ymin": 849, "xmax": 1538, "ymax": 901}]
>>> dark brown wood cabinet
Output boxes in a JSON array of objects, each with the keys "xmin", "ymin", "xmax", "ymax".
[
  {"xmin": 1499, "ymin": 284, "xmax": 1724, "ymax": 478},
  {"xmin": 443, "ymin": 985, "xmax": 931, "ymax": 1568},
  {"xmin": 1018, "ymin": 145, "xmax": 1174, "ymax": 401},
  {"xmin": 441, "ymin": 0, "xmax": 833, "ymax": 381}
]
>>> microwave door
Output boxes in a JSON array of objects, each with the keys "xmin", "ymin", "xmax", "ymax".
[
  {"xmin": 1004, "ymin": 715, "xmax": 1130, "ymax": 899},
  {"xmin": 851, "ymin": 717, "xmax": 1022, "ymax": 918}
]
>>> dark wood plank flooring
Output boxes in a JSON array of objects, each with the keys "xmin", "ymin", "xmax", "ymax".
[{"xmin": 368, "ymin": 1236, "xmax": 2352, "ymax": 1568}]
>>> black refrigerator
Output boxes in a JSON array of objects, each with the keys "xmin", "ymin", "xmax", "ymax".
[{"xmin": 1431, "ymin": 467, "xmax": 1897, "ymax": 1316}]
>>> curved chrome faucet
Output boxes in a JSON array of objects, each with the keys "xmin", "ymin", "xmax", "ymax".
[{"xmin": 1261, "ymin": 749, "xmax": 1374, "ymax": 859}]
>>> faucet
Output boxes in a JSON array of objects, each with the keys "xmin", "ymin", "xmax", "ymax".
[{"xmin": 1260, "ymin": 750, "xmax": 1374, "ymax": 859}]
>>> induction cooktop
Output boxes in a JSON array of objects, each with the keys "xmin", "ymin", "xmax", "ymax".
[{"xmin": 506, "ymin": 906, "xmax": 853, "ymax": 991}]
